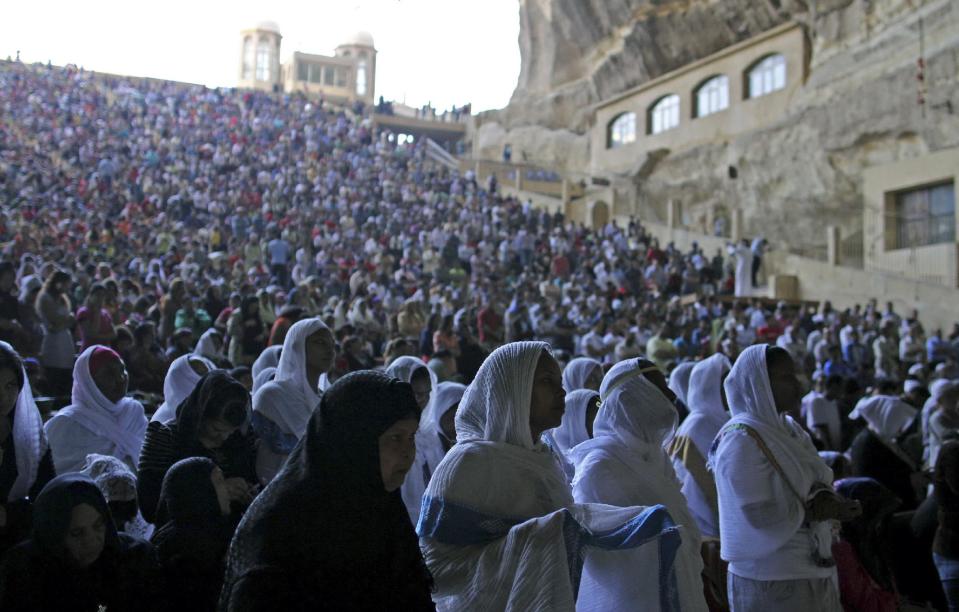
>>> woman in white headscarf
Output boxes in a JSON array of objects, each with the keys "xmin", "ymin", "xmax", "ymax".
[
  {"xmin": 668, "ymin": 361, "xmax": 696, "ymax": 408},
  {"xmin": 387, "ymin": 356, "xmax": 440, "ymax": 523},
  {"xmin": 252, "ymin": 366, "xmax": 277, "ymax": 394},
  {"xmin": 710, "ymin": 345, "xmax": 861, "ymax": 612},
  {"xmin": 562, "ymin": 357, "xmax": 603, "ymax": 393},
  {"xmin": 669, "ymin": 353, "xmax": 731, "ymax": 538},
  {"xmin": 251, "ymin": 345, "xmax": 282, "ymax": 381},
  {"xmin": 850, "ymin": 395, "xmax": 918, "ymax": 445},
  {"xmin": 570, "ymin": 359, "xmax": 708, "ymax": 612},
  {"xmin": 400, "ymin": 377, "xmax": 464, "ymax": 526},
  {"xmin": 418, "ymin": 342, "xmax": 684, "ymax": 612},
  {"xmin": 252, "ymin": 318, "xmax": 334, "ymax": 484},
  {"xmin": 150, "ymin": 353, "xmax": 215, "ymax": 423},
  {"xmin": 848, "ymin": 392, "xmax": 924, "ymax": 509},
  {"xmin": 194, "ymin": 328, "xmax": 224, "ymax": 362},
  {"xmin": 0, "ymin": 342, "xmax": 56, "ymax": 553},
  {"xmin": 543, "ymin": 389, "xmax": 599, "ymax": 483},
  {"xmin": 45, "ymin": 345, "xmax": 148, "ymax": 474}
]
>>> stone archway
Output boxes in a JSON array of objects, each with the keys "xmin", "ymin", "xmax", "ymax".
[{"xmin": 590, "ymin": 200, "xmax": 610, "ymax": 229}]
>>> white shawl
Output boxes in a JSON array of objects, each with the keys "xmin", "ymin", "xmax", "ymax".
[
  {"xmin": 194, "ymin": 329, "xmax": 223, "ymax": 361},
  {"xmin": 400, "ymin": 379, "xmax": 464, "ymax": 525},
  {"xmin": 678, "ymin": 354, "xmax": 731, "ymax": 456},
  {"xmin": 667, "ymin": 362, "xmax": 696, "ymax": 406},
  {"xmin": 252, "ymin": 366, "xmax": 277, "ymax": 393},
  {"xmin": 251, "ymin": 345, "xmax": 282, "ymax": 380},
  {"xmin": 551, "ymin": 389, "xmax": 596, "ymax": 456},
  {"xmin": 420, "ymin": 342, "xmax": 683, "ymax": 612},
  {"xmin": 252, "ymin": 318, "xmax": 328, "ymax": 438},
  {"xmin": 2, "ymin": 342, "xmax": 46, "ymax": 501},
  {"xmin": 53, "ymin": 345, "xmax": 147, "ymax": 467},
  {"xmin": 849, "ymin": 395, "xmax": 917, "ymax": 442},
  {"xmin": 671, "ymin": 354, "xmax": 731, "ymax": 538},
  {"xmin": 543, "ymin": 389, "xmax": 598, "ymax": 483},
  {"xmin": 562, "ymin": 357, "xmax": 602, "ymax": 393},
  {"xmin": 151, "ymin": 354, "xmax": 216, "ymax": 423},
  {"xmin": 710, "ymin": 345, "xmax": 835, "ymax": 580},
  {"xmin": 570, "ymin": 360, "xmax": 706, "ymax": 612},
  {"xmin": 923, "ymin": 379, "xmax": 955, "ymax": 446}
]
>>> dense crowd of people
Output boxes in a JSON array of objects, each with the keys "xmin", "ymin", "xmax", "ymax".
[{"xmin": 0, "ymin": 58, "xmax": 958, "ymax": 611}]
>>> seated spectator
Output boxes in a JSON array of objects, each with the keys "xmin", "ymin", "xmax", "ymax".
[
  {"xmin": 152, "ymin": 457, "xmax": 235, "ymax": 612},
  {"xmin": 0, "ymin": 263, "xmax": 25, "ymax": 351},
  {"xmin": 218, "ymin": 371, "xmax": 434, "ymax": 610},
  {"xmin": 934, "ymin": 439, "xmax": 959, "ymax": 612},
  {"xmin": 79, "ymin": 453, "xmax": 152, "ymax": 541},
  {"xmin": 252, "ymin": 319, "xmax": 334, "ymax": 484},
  {"xmin": 138, "ymin": 371, "xmax": 256, "ymax": 524},
  {"xmin": 0, "ymin": 342, "xmax": 56, "ymax": 555},
  {"xmin": 126, "ymin": 322, "xmax": 168, "ymax": 394},
  {"xmin": 76, "ymin": 283, "xmax": 117, "ymax": 352},
  {"xmin": 150, "ymin": 353, "xmax": 215, "ymax": 424},
  {"xmin": 268, "ymin": 305, "xmax": 304, "ymax": 347},
  {"xmin": 195, "ymin": 328, "xmax": 226, "ymax": 364},
  {"xmin": 45, "ymin": 346, "xmax": 148, "ymax": 474},
  {"xmin": 832, "ymin": 478, "xmax": 901, "ymax": 612},
  {"xmin": 165, "ymin": 327, "xmax": 196, "ymax": 362},
  {"xmin": 0, "ymin": 474, "xmax": 158, "ymax": 611},
  {"xmin": 849, "ymin": 394, "xmax": 923, "ymax": 509}
]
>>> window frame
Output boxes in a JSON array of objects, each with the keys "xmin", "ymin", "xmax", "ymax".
[
  {"xmin": 255, "ymin": 37, "xmax": 272, "ymax": 82},
  {"xmin": 745, "ymin": 53, "xmax": 787, "ymax": 99},
  {"xmin": 647, "ymin": 94, "xmax": 681, "ymax": 135},
  {"xmin": 694, "ymin": 74, "xmax": 730, "ymax": 118},
  {"xmin": 891, "ymin": 181, "xmax": 956, "ymax": 250},
  {"xmin": 606, "ymin": 111, "xmax": 637, "ymax": 149},
  {"xmin": 356, "ymin": 60, "xmax": 368, "ymax": 96}
]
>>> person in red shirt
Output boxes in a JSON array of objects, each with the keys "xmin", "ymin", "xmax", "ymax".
[
  {"xmin": 551, "ymin": 253, "xmax": 570, "ymax": 279},
  {"xmin": 477, "ymin": 301, "xmax": 504, "ymax": 348}
]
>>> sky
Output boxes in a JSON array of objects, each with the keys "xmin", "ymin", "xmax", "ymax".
[{"xmin": 1, "ymin": 0, "xmax": 521, "ymax": 112}]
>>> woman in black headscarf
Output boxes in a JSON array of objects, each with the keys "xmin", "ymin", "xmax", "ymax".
[
  {"xmin": 153, "ymin": 457, "xmax": 234, "ymax": 612},
  {"xmin": 138, "ymin": 371, "xmax": 258, "ymax": 524},
  {"xmin": 218, "ymin": 370, "xmax": 434, "ymax": 611},
  {"xmin": 0, "ymin": 473, "xmax": 159, "ymax": 611}
]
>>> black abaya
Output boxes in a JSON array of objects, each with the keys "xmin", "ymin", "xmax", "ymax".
[{"xmin": 218, "ymin": 370, "xmax": 434, "ymax": 611}]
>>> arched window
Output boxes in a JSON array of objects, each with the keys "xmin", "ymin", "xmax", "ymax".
[
  {"xmin": 607, "ymin": 112, "xmax": 636, "ymax": 149},
  {"xmin": 746, "ymin": 54, "xmax": 786, "ymax": 99},
  {"xmin": 356, "ymin": 60, "xmax": 368, "ymax": 96},
  {"xmin": 648, "ymin": 94, "xmax": 680, "ymax": 135},
  {"xmin": 242, "ymin": 37, "xmax": 254, "ymax": 80},
  {"xmin": 255, "ymin": 37, "xmax": 272, "ymax": 82},
  {"xmin": 694, "ymin": 75, "xmax": 729, "ymax": 118}
]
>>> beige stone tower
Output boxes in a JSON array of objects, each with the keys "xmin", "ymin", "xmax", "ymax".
[
  {"xmin": 239, "ymin": 21, "xmax": 282, "ymax": 92},
  {"xmin": 334, "ymin": 32, "xmax": 377, "ymax": 104}
]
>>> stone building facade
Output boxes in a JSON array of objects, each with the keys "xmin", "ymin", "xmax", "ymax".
[{"xmin": 238, "ymin": 22, "xmax": 376, "ymax": 105}]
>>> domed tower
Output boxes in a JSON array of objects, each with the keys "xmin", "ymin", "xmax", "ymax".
[
  {"xmin": 335, "ymin": 31, "xmax": 376, "ymax": 103},
  {"xmin": 239, "ymin": 21, "xmax": 282, "ymax": 92}
]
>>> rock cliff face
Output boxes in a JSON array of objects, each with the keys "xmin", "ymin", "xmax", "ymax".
[
  {"xmin": 509, "ymin": 0, "xmax": 794, "ymax": 131},
  {"xmin": 476, "ymin": 0, "xmax": 959, "ymax": 250}
]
